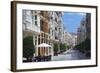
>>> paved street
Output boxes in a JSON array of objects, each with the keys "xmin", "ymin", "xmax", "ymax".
[{"xmin": 52, "ymin": 49, "xmax": 89, "ymax": 61}]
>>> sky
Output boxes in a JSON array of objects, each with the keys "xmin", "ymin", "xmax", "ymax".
[{"xmin": 62, "ymin": 12, "xmax": 86, "ymax": 33}]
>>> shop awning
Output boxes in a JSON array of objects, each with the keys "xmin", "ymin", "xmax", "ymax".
[{"xmin": 36, "ymin": 43, "xmax": 51, "ymax": 47}]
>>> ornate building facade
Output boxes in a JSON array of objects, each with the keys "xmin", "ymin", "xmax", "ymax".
[{"xmin": 22, "ymin": 10, "xmax": 64, "ymax": 61}]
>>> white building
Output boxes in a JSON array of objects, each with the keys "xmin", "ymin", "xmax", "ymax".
[
  {"xmin": 70, "ymin": 32, "xmax": 77, "ymax": 47},
  {"xmin": 77, "ymin": 17, "xmax": 87, "ymax": 44},
  {"xmin": 48, "ymin": 12, "xmax": 64, "ymax": 43},
  {"xmin": 23, "ymin": 10, "xmax": 53, "ymax": 60},
  {"xmin": 22, "ymin": 10, "xmax": 64, "ymax": 61},
  {"xmin": 23, "ymin": 10, "xmax": 40, "ymax": 34},
  {"xmin": 48, "ymin": 11, "xmax": 64, "ymax": 53},
  {"xmin": 63, "ymin": 31, "xmax": 77, "ymax": 47}
]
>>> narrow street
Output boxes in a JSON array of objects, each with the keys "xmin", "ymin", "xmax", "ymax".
[{"xmin": 52, "ymin": 48, "xmax": 89, "ymax": 61}]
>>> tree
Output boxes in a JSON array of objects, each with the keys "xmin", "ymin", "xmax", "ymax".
[
  {"xmin": 66, "ymin": 45, "xmax": 71, "ymax": 50},
  {"xmin": 62, "ymin": 43, "xmax": 67, "ymax": 51},
  {"xmin": 60, "ymin": 43, "xmax": 67, "ymax": 52},
  {"xmin": 54, "ymin": 43, "xmax": 58, "ymax": 52},
  {"xmin": 23, "ymin": 36, "xmax": 35, "ymax": 61},
  {"xmin": 53, "ymin": 43, "xmax": 59, "ymax": 55},
  {"xmin": 74, "ymin": 38, "xmax": 91, "ymax": 53}
]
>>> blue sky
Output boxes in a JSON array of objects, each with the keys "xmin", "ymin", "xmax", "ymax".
[{"xmin": 62, "ymin": 12, "xmax": 86, "ymax": 33}]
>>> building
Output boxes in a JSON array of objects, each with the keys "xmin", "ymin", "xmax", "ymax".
[
  {"xmin": 23, "ymin": 10, "xmax": 52, "ymax": 61},
  {"xmin": 76, "ymin": 13, "xmax": 91, "ymax": 58},
  {"xmin": 22, "ymin": 10, "xmax": 64, "ymax": 61},
  {"xmin": 48, "ymin": 11, "xmax": 64, "ymax": 53},
  {"xmin": 23, "ymin": 10, "xmax": 41, "ymax": 37},
  {"xmin": 77, "ymin": 17, "xmax": 87, "ymax": 44},
  {"xmin": 70, "ymin": 32, "xmax": 77, "ymax": 47},
  {"xmin": 86, "ymin": 13, "xmax": 91, "ymax": 39},
  {"xmin": 63, "ymin": 31, "xmax": 77, "ymax": 48},
  {"xmin": 77, "ymin": 13, "xmax": 91, "ymax": 45},
  {"xmin": 48, "ymin": 12, "xmax": 64, "ymax": 42}
]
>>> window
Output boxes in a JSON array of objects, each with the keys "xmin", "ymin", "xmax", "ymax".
[
  {"xmin": 52, "ymin": 30, "xmax": 53, "ymax": 36},
  {"xmin": 82, "ymin": 23, "xmax": 84, "ymax": 26},
  {"xmin": 55, "ymin": 27, "xmax": 57, "ymax": 31},
  {"xmin": 55, "ymin": 18, "xmax": 57, "ymax": 22},
  {"xmin": 35, "ymin": 39, "xmax": 37, "ymax": 45},
  {"xmin": 35, "ymin": 21, "xmax": 37, "ymax": 25},
  {"xmin": 40, "ymin": 20, "xmax": 44, "ymax": 31},
  {"xmin": 34, "ymin": 15, "xmax": 37, "ymax": 26},
  {"xmin": 51, "ymin": 17, "xmax": 53, "ymax": 19},
  {"xmin": 38, "ymin": 37, "xmax": 40, "ymax": 44},
  {"xmin": 35, "ymin": 15, "xmax": 37, "ymax": 20},
  {"xmin": 32, "ymin": 16, "xmax": 34, "ymax": 24}
]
